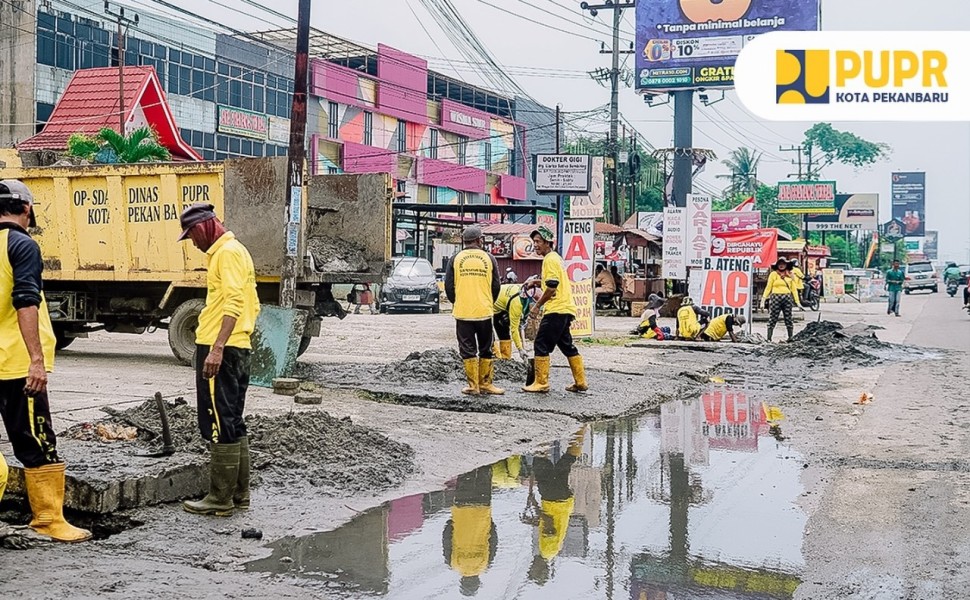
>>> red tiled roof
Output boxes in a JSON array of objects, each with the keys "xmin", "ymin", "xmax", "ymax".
[
  {"xmin": 18, "ymin": 67, "xmax": 201, "ymax": 160},
  {"xmin": 595, "ymin": 222, "xmax": 624, "ymax": 234}
]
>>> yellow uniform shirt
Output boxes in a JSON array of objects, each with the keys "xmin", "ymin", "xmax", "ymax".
[
  {"xmin": 703, "ymin": 314, "xmax": 736, "ymax": 341},
  {"xmin": 196, "ymin": 232, "xmax": 260, "ymax": 349},
  {"xmin": 494, "ymin": 284, "xmax": 530, "ymax": 349},
  {"xmin": 762, "ymin": 271, "xmax": 801, "ymax": 305},
  {"xmin": 449, "ymin": 505, "xmax": 492, "ymax": 577},
  {"xmin": 541, "ymin": 251, "xmax": 577, "ymax": 317},
  {"xmin": 450, "ymin": 249, "xmax": 495, "ymax": 321},
  {"xmin": 0, "ymin": 228, "xmax": 55, "ymax": 378},
  {"xmin": 677, "ymin": 306, "xmax": 703, "ymax": 339},
  {"xmin": 791, "ymin": 266, "xmax": 805, "ymax": 291}
]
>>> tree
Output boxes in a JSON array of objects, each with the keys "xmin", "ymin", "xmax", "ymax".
[
  {"xmin": 802, "ymin": 123, "xmax": 890, "ymax": 178},
  {"xmin": 562, "ymin": 134, "xmax": 664, "ymax": 219},
  {"xmin": 66, "ymin": 127, "xmax": 171, "ymax": 163},
  {"xmin": 716, "ymin": 147, "xmax": 761, "ymax": 197}
]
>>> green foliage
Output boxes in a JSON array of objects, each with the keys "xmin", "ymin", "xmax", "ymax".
[
  {"xmin": 716, "ymin": 147, "xmax": 762, "ymax": 197},
  {"xmin": 803, "ymin": 123, "xmax": 890, "ymax": 175},
  {"xmin": 64, "ymin": 127, "xmax": 171, "ymax": 164},
  {"xmin": 563, "ymin": 135, "xmax": 664, "ymax": 220}
]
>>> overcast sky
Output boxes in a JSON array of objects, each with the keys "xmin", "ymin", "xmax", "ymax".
[{"xmin": 149, "ymin": 0, "xmax": 970, "ymax": 262}]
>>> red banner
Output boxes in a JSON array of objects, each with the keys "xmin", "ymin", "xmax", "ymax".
[{"xmin": 710, "ymin": 228, "xmax": 778, "ymax": 269}]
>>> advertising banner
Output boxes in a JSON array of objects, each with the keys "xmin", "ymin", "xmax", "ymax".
[
  {"xmin": 569, "ymin": 157, "xmax": 605, "ymax": 218},
  {"xmin": 822, "ymin": 268, "xmax": 845, "ymax": 299},
  {"xmin": 534, "ymin": 154, "xmax": 592, "ymax": 195},
  {"xmin": 882, "ymin": 218, "xmax": 905, "ymax": 242},
  {"xmin": 688, "ymin": 257, "xmax": 755, "ymax": 323},
  {"xmin": 777, "ymin": 181, "xmax": 837, "ymax": 214},
  {"xmin": 636, "ymin": 211, "xmax": 665, "ymax": 238},
  {"xmin": 891, "ymin": 172, "xmax": 926, "ymax": 237},
  {"xmin": 924, "ymin": 230, "xmax": 939, "ymax": 260},
  {"xmin": 635, "ymin": 0, "xmax": 820, "ymax": 91},
  {"xmin": 217, "ymin": 105, "xmax": 268, "ymax": 139},
  {"xmin": 536, "ymin": 210, "xmax": 557, "ymax": 231},
  {"xmin": 686, "ymin": 194, "xmax": 712, "ymax": 268},
  {"xmin": 711, "ymin": 210, "xmax": 761, "ymax": 233},
  {"xmin": 807, "ymin": 194, "xmax": 878, "ymax": 231},
  {"xmin": 563, "ymin": 219, "xmax": 596, "ymax": 337},
  {"xmin": 512, "ymin": 235, "xmax": 543, "ymax": 260},
  {"xmin": 710, "ymin": 228, "xmax": 778, "ymax": 269},
  {"xmin": 662, "ymin": 207, "xmax": 687, "ymax": 279}
]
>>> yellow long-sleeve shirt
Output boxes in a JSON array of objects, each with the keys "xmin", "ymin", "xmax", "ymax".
[
  {"xmin": 494, "ymin": 284, "xmax": 530, "ymax": 349},
  {"xmin": 791, "ymin": 266, "xmax": 805, "ymax": 291},
  {"xmin": 762, "ymin": 271, "xmax": 801, "ymax": 305},
  {"xmin": 196, "ymin": 232, "xmax": 260, "ymax": 349},
  {"xmin": 541, "ymin": 251, "xmax": 577, "ymax": 317}
]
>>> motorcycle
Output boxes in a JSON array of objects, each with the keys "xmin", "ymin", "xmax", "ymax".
[
  {"xmin": 946, "ymin": 277, "xmax": 959, "ymax": 297},
  {"xmin": 802, "ymin": 275, "xmax": 821, "ymax": 311}
]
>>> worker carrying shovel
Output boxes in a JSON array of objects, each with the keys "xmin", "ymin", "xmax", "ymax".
[
  {"xmin": 0, "ymin": 180, "xmax": 91, "ymax": 543},
  {"xmin": 445, "ymin": 225, "xmax": 504, "ymax": 396},
  {"xmin": 522, "ymin": 226, "xmax": 588, "ymax": 393},
  {"xmin": 177, "ymin": 203, "xmax": 260, "ymax": 516}
]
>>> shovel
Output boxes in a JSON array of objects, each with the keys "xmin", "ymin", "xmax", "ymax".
[{"xmin": 135, "ymin": 392, "xmax": 176, "ymax": 458}]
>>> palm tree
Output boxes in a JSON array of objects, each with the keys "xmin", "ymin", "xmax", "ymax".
[
  {"xmin": 66, "ymin": 127, "xmax": 171, "ymax": 163},
  {"xmin": 717, "ymin": 147, "xmax": 762, "ymax": 197}
]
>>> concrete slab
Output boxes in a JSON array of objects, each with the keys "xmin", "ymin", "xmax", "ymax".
[{"xmin": 4, "ymin": 439, "xmax": 206, "ymax": 513}]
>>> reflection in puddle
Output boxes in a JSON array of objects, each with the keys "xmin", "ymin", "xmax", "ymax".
[{"xmin": 246, "ymin": 388, "xmax": 804, "ymax": 599}]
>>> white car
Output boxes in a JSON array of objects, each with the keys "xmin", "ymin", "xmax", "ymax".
[{"xmin": 904, "ymin": 261, "xmax": 939, "ymax": 294}]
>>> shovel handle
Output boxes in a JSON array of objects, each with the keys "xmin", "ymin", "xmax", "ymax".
[{"xmin": 153, "ymin": 392, "xmax": 175, "ymax": 453}]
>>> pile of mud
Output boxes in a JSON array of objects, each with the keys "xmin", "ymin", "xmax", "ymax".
[
  {"xmin": 66, "ymin": 399, "xmax": 415, "ymax": 497},
  {"xmin": 380, "ymin": 348, "xmax": 529, "ymax": 383},
  {"xmin": 307, "ymin": 237, "xmax": 370, "ymax": 273},
  {"xmin": 758, "ymin": 320, "xmax": 895, "ymax": 364}
]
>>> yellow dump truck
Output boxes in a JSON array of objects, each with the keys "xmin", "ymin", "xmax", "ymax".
[{"xmin": 0, "ymin": 156, "xmax": 392, "ymax": 364}]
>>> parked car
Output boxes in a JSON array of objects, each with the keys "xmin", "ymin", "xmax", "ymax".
[
  {"xmin": 380, "ymin": 257, "xmax": 441, "ymax": 313},
  {"xmin": 904, "ymin": 260, "xmax": 939, "ymax": 294}
]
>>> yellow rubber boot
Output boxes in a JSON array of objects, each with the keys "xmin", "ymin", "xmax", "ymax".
[
  {"xmin": 499, "ymin": 340, "xmax": 513, "ymax": 360},
  {"xmin": 24, "ymin": 463, "xmax": 92, "ymax": 543},
  {"xmin": 479, "ymin": 359, "xmax": 505, "ymax": 395},
  {"xmin": 565, "ymin": 355, "xmax": 589, "ymax": 393},
  {"xmin": 462, "ymin": 358, "xmax": 480, "ymax": 395},
  {"xmin": 522, "ymin": 356, "xmax": 551, "ymax": 393},
  {"xmin": 492, "ymin": 342, "xmax": 501, "ymax": 358},
  {"xmin": 0, "ymin": 452, "xmax": 7, "ymax": 503}
]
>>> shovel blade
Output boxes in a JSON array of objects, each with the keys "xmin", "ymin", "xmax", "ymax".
[{"xmin": 526, "ymin": 358, "xmax": 535, "ymax": 386}]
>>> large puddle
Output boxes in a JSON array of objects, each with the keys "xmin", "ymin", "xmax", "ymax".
[{"xmin": 246, "ymin": 388, "xmax": 807, "ymax": 599}]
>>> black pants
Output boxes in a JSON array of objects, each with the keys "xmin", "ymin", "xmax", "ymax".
[
  {"xmin": 767, "ymin": 294, "xmax": 795, "ymax": 331},
  {"xmin": 456, "ymin": 320, "xmax": 494, "ymax": 360},
  {"xmin": 0, "ymin": 379, "xmax": 60, "ymax": 467},
  {"xmin": 196, "ymin": 345, "xmax": 251, "ymax": 444},
  {"xmin": 493, "ymin": 311, "xmax": 511, "ymax": 342},
  {"xmin": 534, "ymin": 313, "xmax": 579, "ymax": 358}
]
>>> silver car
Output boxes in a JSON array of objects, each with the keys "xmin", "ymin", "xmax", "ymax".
[{"xmin": 904, "ymin": 261, "xmax": 939, "ymax": 294}]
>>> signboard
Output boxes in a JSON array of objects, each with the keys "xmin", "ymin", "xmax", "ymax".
[
  {"xmin": 711, "ymin": 210, "xmax": 761, "ymax": 233},
  {"xmin": 533, "ymin": 154, "xmax": 592, "ymax": 195},
  {"xmin": 882, "ymin": 218, "xmax": 905, "ymax": 242},
  {"xmin": 635, "ymin": 0, "xmax": 820, "ymax": 91},
  {"xmin": 904, "ymin": 238, "xmax": 921, "ymax": 252},
  {"xmin": 636, "ymin": 211, "xmax": 664, "ymax": 237},
  {"xmin": 217, "ymin": 105, "xmax": 268, "ymax": 140},
  {"xmin": 569, "ymin": 157, "xmax": 605, "ymax": 218},
  {"xmin": 924, "ymin": 230, "xmax": 939, "ymax": 260},
  {"xmin": 686, "ymin": 194, "xmax": 712, "ymax": 268},
  {"xmin": 880, "ymin": 242, "xmax": 895, "ymax": 254},
  {"xmin": 822, "ymin": 268, "xmax": 845, "ymax": 299},
  {"xmin": 710, "ymin": 228, "xmax": 778, "ymax": 269},
  {"xmin": 268, "ymin": 116, "xmax": 291, "ymax": 144},
  {"xmin": 512, "ymin": 235, "xmax": 543, "ymax": 260},
  {"xmin": 536, "ymin": 209, "xmax": 557, "ymax": 230},
  {"xmin": 777, "ymin": 181, "xmax": 836, "ymax": 214},
  {"xmin": 662, "ymin": 207, "xmax": 687, "ymax": 279},
  {"xmin": 807, "ymin": 194, "xmax": 878, "ymax": 231},
  {"xmin": 563, "ymin": 219, "xmax": 595, "ymax": 337},
  {"xmin": 891, "ymin": 172, "xmax": 926, "ymax": 237},
  {"xmin": 687, "ymin": 257, "xmax": 755, "ymax": 323}
]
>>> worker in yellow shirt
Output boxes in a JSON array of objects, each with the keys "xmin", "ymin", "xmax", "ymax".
[
  {"xmin": 442, "ymin": 465, "xmax": 497, "ymax": 596},
  {"xmin": 177, "ymin": 203, "xmax": 260, "ymax": 516},
  {"xmin": 523, "ymin": 226, "xmax": 587, "ymax": 393},
  {"xmin": 762, "ymin": 257, "xmax": 802, "ymax": 342},
  {"xmin": 676, "ymin": 297, "xmax": 709, "ymax": 340},
  {"xmin": 492, "ymin": 276, "xmax": 538, "ymax": 360},
  {"xmin": 445, "ymin": 225, "xmax": 503, "ymax": 395},
  {"xmin": 790, "ymin": 259, "xmax": 806, "ymax": 302},
  {"xmin": 699, "ymin": 313, "xmax": 747, "ymax": 342},
  {"xmin": 632, "ymin": 293, "xmax": 666, "ymax": 339}
]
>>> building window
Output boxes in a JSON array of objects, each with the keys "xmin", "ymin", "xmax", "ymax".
[
  {"xmin": 458, "ymin": 191, "xmax": 468, "ymax": 205},
  {"xmin": 457, "ymin": 136, "xmax": 468, "ymax": 166},
  {"xmin": 363, "ymin": 111, "xmax": 373, "ymax": 146},
  {"xmin": 429, "ymin": 186, "xmax": 439, "ymax": 204},
  {"xmin": 396, "ymin": 120, "xmax": 407, "ymax": 153},
  {"xmin": 327, "ymin": 166, "xmax": 339, "ymax": 175},
  {"xmin": 429, "ymin": 129, "xmax": 439, "ymax": 159},
  {"xmin": 508, "ymin": 149, "xmax": 517, "ymax": 176},
  {"xmin": 484, "ymin": 142, "xmax": 492, "ymax": 171},
  {"xmin": 328, "ymin": 101, "xmax": 339, "ymax": 138}
]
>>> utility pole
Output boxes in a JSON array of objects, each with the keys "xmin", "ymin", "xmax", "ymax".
[
  {"xmin": 555, "ymin": 104, "xmax": 565, "ymax": 253},
  {"xmin": 280, "ymin": 0, "xmax": 311, "ymax": 308},
  {"xmin": 582, "ymin": 1, "xmax": 635, "ymax": 224},
  {"xmin": 104, "ymin": 2, "xmax": 138, "ymax": 134},
  {"xmin": 671, "ymin": 91, "xmax": 693, "ymax": 208}
]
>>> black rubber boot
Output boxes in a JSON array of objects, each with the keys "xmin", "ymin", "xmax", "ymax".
[
  {"xmin": 183, "ymin": 442, "xmax": 240, "ymax": 517},
  {"xmin": 233, "ymin": 436, "xmax": 250, "ymax": 510},
  {"xmin": 766, "ymin": 326, "xmax": 774, "ymax": 342}
]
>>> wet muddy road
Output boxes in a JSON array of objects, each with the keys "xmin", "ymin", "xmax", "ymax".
[{"xmin": 2, "ymin": 293, "xmax": 968, "ymax": 599}]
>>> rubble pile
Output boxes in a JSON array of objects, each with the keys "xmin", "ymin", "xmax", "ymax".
[
  {"xmin": 307, "ymin": 237, "xmax": 370, "ymax": 273},
  {"xmin": 381, "ymin": 348, "xmax": 528, "ymax": 383},
  {"xmin": 759, "ymin": 320, "xmax": 893, "ymax": 363}
]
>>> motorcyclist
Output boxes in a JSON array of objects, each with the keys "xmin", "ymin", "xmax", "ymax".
[{"xmin": 943, "ymin": 262, "xmax": 961, "ymax": 285}]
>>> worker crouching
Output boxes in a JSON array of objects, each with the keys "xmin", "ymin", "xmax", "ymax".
[
  {"xmin": 492, "ymin": 276, "xmax": 539, "ymax": 361},
  {"xmin": 177, "ymin": 203, "xmax": 260, "ymax": 516},
  {"xmin": 522, "ymin": 227, "xmax": 587, "ymax": 393}
]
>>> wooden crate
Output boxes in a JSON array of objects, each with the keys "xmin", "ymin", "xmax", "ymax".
[{"xmin": 630, "ymin": 301, "xmax": 647, "ymax": 317}]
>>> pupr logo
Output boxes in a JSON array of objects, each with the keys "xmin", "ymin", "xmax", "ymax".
[{"xmin": 776, "ymin": 49, "xmax": 830, "ymax": 104}]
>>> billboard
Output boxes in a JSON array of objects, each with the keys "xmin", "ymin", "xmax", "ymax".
[
  {"xmin": 891, "ymin": 172, "xmax": 926, "ymax": 237},
  {"xmin": 686, "ymin": 194, "xmax": 712, "ymax": 268},
  {"xmin": 711, "ymin": 210, "xmax": 761, "ymax": 233},
  {"xmin": 924, "ymin": 230, "xmax": 939, "ymax": 260},
  {"xmin": 635, "ymin": 0, "xmax": 820, "ymax": 91},
  {"xmin": 534, "ymin": 154, "xmax": 592, "ymax": 195},
  {"xmin": 806, "ymin": 194, "xmax": 878, "ymax": 231},
  {"xmin": 710, "ymin": 228, "xmax": 778, "ymax": 269},
  {"xmin": 662, "ymin": 207, "xmax": 687, "ymax": 279},
  {"xmin": 569, "ymin": 157, "xmax": 605, "ymax": 218},
  {"xmin": 563, "ymin": 219, "xmax": 595, "ymax": 337},
  {"xmin": 688, "ymin": 257, "xmax": 755, "ymax": 321},
  {"xmin": 777, "ymin": 181, "xmax": 836, "ymax": 214}
]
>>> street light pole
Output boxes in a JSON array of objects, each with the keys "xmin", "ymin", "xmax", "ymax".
[{"xmin": 104, "ymin": 2, "xmax": 138, "ymax": 134}]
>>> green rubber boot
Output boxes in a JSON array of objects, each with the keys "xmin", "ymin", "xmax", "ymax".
[
  {"xmin": 233, "ymin": 436, "xmax": 251, "ymax": 510},
  {"xmin": 183, "ymin": 442, "xmax": 240, "ymax": 517}
]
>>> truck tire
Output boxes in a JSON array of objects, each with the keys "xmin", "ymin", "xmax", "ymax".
[
  {"xmin": 168, "ymin": 298, "xmax": 206, "ymax": 366},
  {"xmin": 53, "ymin": 325, "xmax": 74, "ymax": 351}
]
